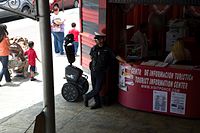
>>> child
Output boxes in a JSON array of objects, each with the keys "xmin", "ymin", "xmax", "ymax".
[
  {"xmin": 24, "ymin": 41, "xmax": 40, "ymax": 81},
  {"xmin": 68, "ymin": 22, "xmax": 80, "ymax": 56}
]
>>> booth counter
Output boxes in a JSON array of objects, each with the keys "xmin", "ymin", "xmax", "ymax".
[{"xmin": 118, "ymin": 62, "xmax": 200, "ymax": 118}]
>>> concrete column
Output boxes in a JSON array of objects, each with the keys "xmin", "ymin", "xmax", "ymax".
[{"xmin": 37, "ymin": 0, "xmax": 56, "ymax": 132}]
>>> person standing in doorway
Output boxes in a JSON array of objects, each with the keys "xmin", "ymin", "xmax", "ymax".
[
  {"xmin": 130, "ymin": 23, "xmax": 148, "ymax": 59},
  {"xmin": 0, "ymin": 24, "xmax": 12, "ymax": 86},
  {"xmin": 83, "ymin": 32, "xmax": 126, "ymax": 109},
  {"xmin": 68, "ymin": 22, "xmax": 80, "ymax": 56},
  {"xmin": 51, "ymin": 5, "xmax": 65, "ymax": 55}
]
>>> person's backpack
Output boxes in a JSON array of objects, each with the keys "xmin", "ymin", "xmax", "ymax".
[{"xmin": 64, "ymin": 33, "xmax": 74, "ymax": 45}]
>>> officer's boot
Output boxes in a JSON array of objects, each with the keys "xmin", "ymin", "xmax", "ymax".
[
  {"xmin": 91, "ymin": 96, "xmax": 102, "ymax": 109},
  {"xmin": 83, "ymin": 94, "xmax": 88, "ymax": 107}
]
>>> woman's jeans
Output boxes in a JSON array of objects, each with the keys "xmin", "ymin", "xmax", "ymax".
[
  {"xmin": 0, "ymin": 56, "xmax": 11, "ymax": 82},
  {"xmin": 52, "ymin": 32, "xmax": 64, "ymax": 54}
]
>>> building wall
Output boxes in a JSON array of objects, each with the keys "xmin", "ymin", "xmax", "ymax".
[{"xmin": 80, "ymin": 0, "xmax": 106, "ymax": 70}]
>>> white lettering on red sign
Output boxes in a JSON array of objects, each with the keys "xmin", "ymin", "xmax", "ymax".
[
  {"xmin": 149, "ymin": 70, "xmax": 174, "ymax": 79},
  {"xmin": 131, "ymin": 68, "xmax": 141, "ymax": 75},
  {"xmin": 173, "ymin": 81, "xmax": 188, "ymax": 89},
  {"xmin": 135, "ymin": 76, "xmax": 149, "ymax": 84},
  {"xmin": 174, "ymin": 73, "xmax": 193, "ymax": 81},
  {"xmin": 149, "ymin": 79, "xmax": 173, "ymax": 88},
  {"xmin": 120, "ymin": 64, "xmax": 195, "ymax": 92}
]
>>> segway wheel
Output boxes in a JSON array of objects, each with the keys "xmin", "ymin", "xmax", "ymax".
[{"xmin": 61, "ymin": 83, "xmax": 79, "ymax": 102}]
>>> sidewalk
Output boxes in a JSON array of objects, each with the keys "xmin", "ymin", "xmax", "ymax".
[{"xmin": 1, "ymin": 92, "xmax": 200, "ymax": 133}]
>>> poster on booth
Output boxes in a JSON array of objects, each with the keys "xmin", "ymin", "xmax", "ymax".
[
  {"xmin": 170, "ymin": 92, "xmax": 186, "ymax": 115},
  {"xmin": 153, "ymin": 90, "xmax": 168, "ymax": 112},
  {"xmin": 119, "ymin": 64, "xmax": 134, "ymax": 91}
]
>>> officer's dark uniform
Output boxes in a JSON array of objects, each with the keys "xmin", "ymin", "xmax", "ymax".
[{"xmin": 85, "ymin": 44, "xmax": 116, "ymax": 108}]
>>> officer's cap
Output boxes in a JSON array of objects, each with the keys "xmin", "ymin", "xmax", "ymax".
[{"xmin": 94, "ymin": 32, "xmax": 106, "ymax": 40}]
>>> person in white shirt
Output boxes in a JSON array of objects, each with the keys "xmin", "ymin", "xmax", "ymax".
[{"xmin": 51, "ymin": 6, "xmax": 65, "ymax": 55}]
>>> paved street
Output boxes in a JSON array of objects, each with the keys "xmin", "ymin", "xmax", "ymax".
[{"xmin": 0, "ymin": 8, "xmax": 83, "ymax": 119}]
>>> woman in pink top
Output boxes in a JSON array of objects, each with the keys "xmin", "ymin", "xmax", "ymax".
[
  {"xmin": 68, "ymin": 22, "xmax": 80, "ymax": 56},
  {"xmin": 0, "ymin": 24, "xmax": 11, "ymax": 86}
]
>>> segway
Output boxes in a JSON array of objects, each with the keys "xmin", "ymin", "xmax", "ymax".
[{"xmin": 61, "ymin": 34, "xmax": 89, "ymax": 102}]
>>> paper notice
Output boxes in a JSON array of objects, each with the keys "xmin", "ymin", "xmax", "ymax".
[
  {"xmin": 153, "ymin": 90, "xmax": 168, "ymax": 112},
  {"xmin": 170, "ymin": 92, "xmax": 186, "ymax": 115}
]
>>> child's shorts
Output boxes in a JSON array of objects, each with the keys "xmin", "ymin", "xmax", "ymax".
[{"xmin": 30, "ymin": 66, "xmax": 36, "ymax": 72}]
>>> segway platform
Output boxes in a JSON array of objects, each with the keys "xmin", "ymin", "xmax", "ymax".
[{"xmin": 61, "ymin": 34, "xmax": 89, "ymax": 102}]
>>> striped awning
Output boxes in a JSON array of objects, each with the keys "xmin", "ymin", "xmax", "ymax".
[{"xmin": 108, "ymin": 0, "xmax": 200, "ymax": 6}]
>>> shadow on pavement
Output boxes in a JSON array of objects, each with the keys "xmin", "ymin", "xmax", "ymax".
[{"xmin": 2, "ymin": 76, "xmax": 30, "ymax": 87}]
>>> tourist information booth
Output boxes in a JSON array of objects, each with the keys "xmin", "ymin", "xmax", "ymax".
[{"xmin": 80, "ymin": 0, "xmax": 200, "ymax": 118}]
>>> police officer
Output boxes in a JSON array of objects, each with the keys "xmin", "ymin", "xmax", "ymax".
[{"xmin": 83, "ymin": 32, "xmax": 126, "ymax": 109}]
